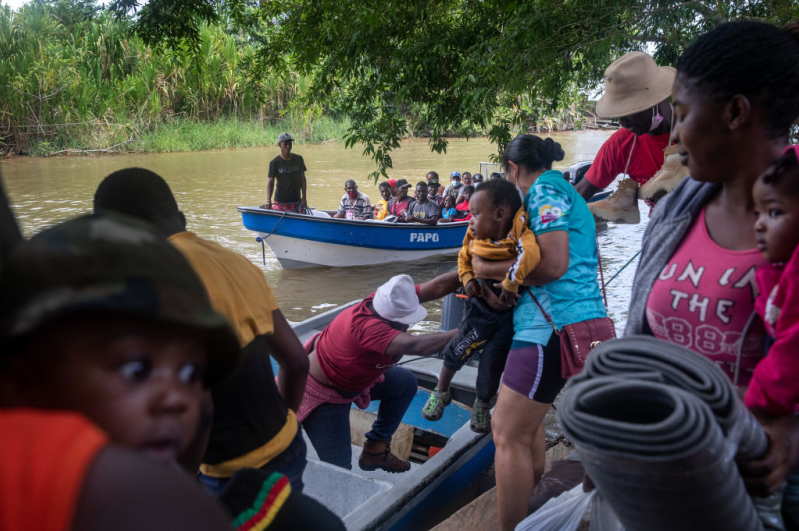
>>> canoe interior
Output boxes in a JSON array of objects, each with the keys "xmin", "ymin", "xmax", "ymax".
[{"xmin": 281, "ymin": 301, "xmax": 493, "ymax": 531}]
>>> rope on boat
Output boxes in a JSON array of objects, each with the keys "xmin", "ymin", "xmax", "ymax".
[
  {"xmin": 255, "ymin": 211, "xmax": 288, "ymax": 265},
  {"xmin": 603, "ymin": 249, "xmax": 642, "ymax": 288}
]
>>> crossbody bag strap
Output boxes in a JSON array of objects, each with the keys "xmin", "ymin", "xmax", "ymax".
[
  {"xmin": 596, "ymin": 232, "xmax": 609, "ymax": 310},
  {"xmin": 523, "ymin": 286, "xmax": 559, "ymax": 334}
]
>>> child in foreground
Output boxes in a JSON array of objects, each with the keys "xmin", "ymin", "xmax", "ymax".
[
  {"xmin": 746, "ymin": 145, "xmax": 799, "ymax": 529},
  {"xmin": 0, "ymin": 213, "xmax": 344, "ymax": 531},
  {"xmin": 422, "ymin": 179, "xmax": 540, "ymax": 432}
]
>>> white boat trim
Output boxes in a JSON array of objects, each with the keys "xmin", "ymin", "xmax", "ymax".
[{"xmin": 261, "ymin": 232, "xmax": 462, "ymax": 269}]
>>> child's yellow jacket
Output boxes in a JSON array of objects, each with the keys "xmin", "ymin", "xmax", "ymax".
[{"xmin": 458, "ymin": 207, "xmax": 541, "ymax": 293}]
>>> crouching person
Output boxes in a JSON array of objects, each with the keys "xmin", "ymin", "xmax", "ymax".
[{"xmin": 300, "ymin": 274, "xmax": 459, "ymax": 472}]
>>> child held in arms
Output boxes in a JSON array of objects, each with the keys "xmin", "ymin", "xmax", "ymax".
[
  {"xmin": 422, "ymin": 179, "xmax": 540, "ymax": 432},
  {"xmin": 746, "ymin": 145, "xmax": 799, "ymax": 528},
  {"xmin": 747, "ymin": 145, "xmax": 799, "ymax": 417}
]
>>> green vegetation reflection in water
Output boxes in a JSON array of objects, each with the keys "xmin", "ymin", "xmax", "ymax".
[{"xmin": 0, "ymin": 3, "xmax": 346, "ymax": 156}]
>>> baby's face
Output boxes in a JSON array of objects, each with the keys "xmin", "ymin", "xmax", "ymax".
[
  {"xmin": 16, "ymin": 313, "xmax": 206, "ymax": 464},
  {"xmin": 753, "ymin": 177, "xmax": 799, "ymax": 264}
]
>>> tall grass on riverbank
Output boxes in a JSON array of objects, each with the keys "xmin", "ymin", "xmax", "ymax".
[
  {"xmin": 136, "ymin": 116, "xmax": 352, "ymax": 154},
  {"xmin": 0, "ymin": 4, "xmax": 337, "ymax": 156}
]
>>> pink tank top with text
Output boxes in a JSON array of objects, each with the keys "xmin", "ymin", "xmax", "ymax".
[{"xmin": 646, "ymin": 208, "xmax": 767, "ymax": 386}]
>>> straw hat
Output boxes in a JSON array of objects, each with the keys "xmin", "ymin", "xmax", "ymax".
[{"xmin": 596, "ymin": 52, "xmax": 676, "ymax": 119}]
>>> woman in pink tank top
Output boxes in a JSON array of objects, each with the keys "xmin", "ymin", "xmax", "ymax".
[{"xmin": 629, "ymin": 21, "xmax": 799, "ymax": 506}]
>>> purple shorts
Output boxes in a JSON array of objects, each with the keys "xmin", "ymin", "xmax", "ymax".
[{"xmin": 501, "ymin": 333, "xmax": 565, "ymax": 404}]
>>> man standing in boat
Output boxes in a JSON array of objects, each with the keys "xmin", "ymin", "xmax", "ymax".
[
  {"xmin": 575, "ymin": 52, "xmax": 687, "ymax": 223},
  {"xmin": 263, "ymin": 132, "xmax": 308, "ymax": 213}
]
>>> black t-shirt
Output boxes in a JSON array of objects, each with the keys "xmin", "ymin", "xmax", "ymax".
[
  {"xmin": 203, "ymin": 335, "xmax": 289, "ymax": 465},
  {"xmin": 268, "ymin": 154, "xmax": 307, "ymax": 203}
]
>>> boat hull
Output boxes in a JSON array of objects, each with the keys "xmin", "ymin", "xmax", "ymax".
[
  {"xmin": 238, "ymin": 206, "xmax": 468, "ymax": 268},
  {"xmin": 262, "ymin": 233, "xmax": 462, "ymax": 268}
]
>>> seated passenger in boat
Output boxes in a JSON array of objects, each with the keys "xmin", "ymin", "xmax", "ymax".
[
  {"xmin": 334, "ymin": 179, "xmax": 372, "ymax": 220},
  {"xmin": 438, "ymin": 195, "xmax": 458, "ymax": 223},
  {"xmin": 403, "ymin": 181, "xmax": 440, "ymax": 225},
  {"xmin": 94, "ymin": 169, "xmax": 311, "ymax": 494},
  {"xmin": 443, "ymin": 171, "xmax": 463, "ymax": 200},
  {"xmin": 422, "ymin": 179, "xmax": 540, "ymax": 433},
  {"xmin": 426, "ymin": 173, "xmax": 445, "ymax": 207},
  {"xmin": 455, "ymin": 185, "xmax": 475, "ymax": 220},
  {"xmin": 300, "ymin": 274, "xmax": 460, "ymax": 473},
  {"xmin": 387, "ymin": 179, "xmax": 415, "ymax": 217},
  {"xmin": 373, "ymin": 181, "xmax": 392, "ymax": 221}
]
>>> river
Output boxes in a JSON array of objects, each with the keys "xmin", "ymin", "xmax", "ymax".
[{"xmin": 2, "ymin": 132, "xmax": 645, "ymax": 332}]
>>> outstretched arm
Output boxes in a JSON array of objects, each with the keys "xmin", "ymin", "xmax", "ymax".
[
  {"xmin": 473, "ymin": 231, "xmax": 569, "ymax": 286},
  {"xmin": 575, "ymin": 178, "xmax": 602, "ymax": 202},
  {"xmin": 418, "ymin": 270, "xmax": 461, "ymax": 303},
  {"xmin": 384, "ymin": 328, "xmax": 458, "ymax": 357}
]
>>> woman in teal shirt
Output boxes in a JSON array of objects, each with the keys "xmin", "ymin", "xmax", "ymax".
[{"xmin": 472, "ymin": 134, "xmax": 605, "ymax": 530}]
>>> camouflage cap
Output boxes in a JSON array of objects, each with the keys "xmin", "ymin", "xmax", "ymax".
[{"xmin": 0, "ymin": 212, "xmax": 240, "ymax": 387}]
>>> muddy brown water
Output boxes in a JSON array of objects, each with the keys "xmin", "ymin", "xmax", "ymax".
[{"xmin": 2, "ymin": 132, "xmax": 649, "ymax": 438}]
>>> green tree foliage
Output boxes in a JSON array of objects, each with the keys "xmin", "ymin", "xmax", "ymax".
[
  {"xmin": 0, "ymin": 2, "xmax": 323, "ymax": 155},
  {"xmin": 30, "ymin": 0, "xmax": 102, "ymax": 26},
  {"xmin": 110, "ymin": 0, "xmax": 798, "ymax": 179}
]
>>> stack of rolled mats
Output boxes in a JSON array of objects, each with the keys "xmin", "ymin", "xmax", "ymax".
[{"xmin": 558, "ymin": 336, "xmax": 783, "ymax": 531}]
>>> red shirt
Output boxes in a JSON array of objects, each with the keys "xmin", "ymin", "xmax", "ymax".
[
  {"xmin": 315, "ymin": 294, "xmax": 402, "ymax": 392},
  {"xmin": 646, "ymin": 208, "xmax": 767, "ymax": 386},
  {"xmin": 585, "ymin": 129, "xmax": 670, "ymax": 189},
  {"xmin": 746, "ymin": 245, "xmax": 799, "ymax": 416},
  {"xmin": 455, "ymin": 201, "xmax": 472, "ymax": 220}
]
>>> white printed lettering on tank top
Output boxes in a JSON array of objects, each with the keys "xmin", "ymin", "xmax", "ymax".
[{"xmin": 645, "ymin": 208, "xmax": 767, "ymax": 385}]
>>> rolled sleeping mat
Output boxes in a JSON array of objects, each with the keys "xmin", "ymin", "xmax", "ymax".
[
  {"xmin": 569, "ymin": 335, "xmax": 767, "ymax": 460},
  {"xmin": 559, "ymin": 377, "xmax": 763, "ymax": 531}
]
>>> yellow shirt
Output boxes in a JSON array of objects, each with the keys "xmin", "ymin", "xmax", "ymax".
[
  {"xmin": 373, "ymin": 199, "xmax": 389, "ymax": 220},
  {"xmin": 458, "ymin": 207, "xmax": 541, "ymax": 293},
  {"xmin": 169, "ymin": 231, "xmax": 279, "ymax": 347},
  {"xmin": 169, "ymin": 232, "xmax": 297, "ymax": 476}
]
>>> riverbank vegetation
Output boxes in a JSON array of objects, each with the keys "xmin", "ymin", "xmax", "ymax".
[
  {"xmin": 0, "ymin": 2, "xmax": 353, "ymax": 156},
  {"xmin": 0, "ymin": 1, "xmax": 602, "ymax": 158}
]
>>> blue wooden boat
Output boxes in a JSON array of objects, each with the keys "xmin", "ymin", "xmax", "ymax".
[
  {"xmin": 238, "ymin": 206, "xmax": 469, "ymax": 269},
  {"xmin": 238, "ymin": 161, "xmax": 608, "ymax": 269},
  {"xmin": 285, "ymin": 299, "xmax": 495, "ymax": 531}
]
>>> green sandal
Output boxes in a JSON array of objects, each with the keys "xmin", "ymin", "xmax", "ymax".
[
  {"xmin": 422, "ymin": 388, "xmax": 452, "ymax": 421},
  {"xmin": 471, "ymin": 398, "xmax": 492, "ymax": 433}
]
